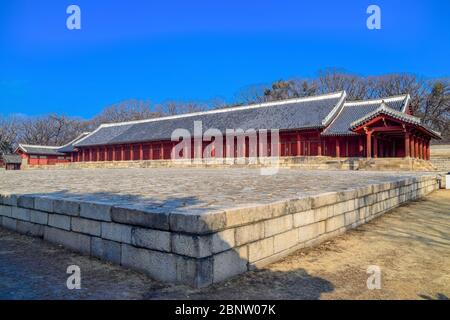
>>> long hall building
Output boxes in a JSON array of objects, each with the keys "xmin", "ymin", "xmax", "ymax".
[{"xmin": 17, "ymin": 92, "xmax": 441, "ymax": 165}]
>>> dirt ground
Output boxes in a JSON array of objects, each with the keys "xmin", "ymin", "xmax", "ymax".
[{"xmin": 1, "ymin": 190, "xmax": 449, "ymax": 300}]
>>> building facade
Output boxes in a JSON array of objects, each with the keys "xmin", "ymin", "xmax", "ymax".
[{"xmin": 16, "ymin": 92, "xmax": 441, "ymax": 166}]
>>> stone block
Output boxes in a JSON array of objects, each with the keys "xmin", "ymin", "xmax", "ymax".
[
  {"xmin": 344, "ymin": 210, "xmax": 360, "ymax": 226},
  {"xmin": 121, "ymin": 244, "xmax": 177, "ymax": 283},
  {"xmin": 48, "ymin": 214, "xmax": 71, "ymax": 231},
  {"xmin": 326, "ymin": 214, "xmax": 345, "ymax": 232},
  {"xmin": 44, "ymin": 226, "xmax": 91, "ymax": 255},
  {"xmin": 80, "ymin": 202, "xmax": 112, "ymax": 222},
  {"xmin": 16, "ymin": 220, "xmax": 44, "ymax": 237},
  {"xmin": 224, "ymin": 205, "xmax": 272, "ymax": 228},
  {"xmin": 235, "ymin": 222, "xmax": 264, "ymax": 246},
  {"xmin": 53, "ymin": 199, "xmax": 80, "ymax": 216},
  {"xmin": 112, "ymin": 206, "xmax": 169, "ymax": 230},
  {"xmin": 311, "ymin": 192, "xmax": 339, "ymax": 209},
  {"xmin": 171, "ymin": 233, "xmax": 212, "ymax": 258},
  {"xmin": 30, "ymin": 210, "xmax": 48, "ymax": 225},
  {"xmin": 34, "ymin": 197, "xmax": 54, "ymax": 212},
  {"xmin": 313, "ymin": 206, "xmax": 328, "ymax": 222},
  {"xmin": 211, "ymin": 228, "xmax": 235, "ymax": 254},
  {"xmin": 293, "ymin": 210, "xmax": 315, "ymax": 227},
  {"xmin": 298, "ymin": 221, "xmax": 325, "ymax": 243},
  {"xmin": 0, "ymin": 205, "xmax": 12, "ymax": 217},
  {"xmin": 286, "ymin": 197, "xmax": 313, "ymax": 214},
  {"xmin": 264, "ymin": 215, "xmax": 293, "ymax": 237},
  {"xmin": 213, "ymin": 246, "xmax": 248, "ymax": 283},
  {"xmin": 0, "ymin": 194, "xmax": 18, "ymax": 206},
  {"xmin": 170, "ymin": 210, "xmax": 226, "ymax": 234},
  {"xmin": 274, "ymin": 229, "xmax": 299, "ymax": 253},
  {"xmin": 101, "ymin": 222, "xmax": 132, "ymax": 244},
  {"xmin": 131, "ymin": 227, "xmax": 171, "ymax": 252},
  {"xmin": 91, "ymin": 237, "xmax": 121, "ymax": 264},
  {"xmin": 2, "ymin": 216, "xmax": 17, "ymax": 230},
  {"xmin": 11, "ymin": 207, "xmax": 31, "ymax": 221},
  {"xmin": 176, "ymin": 256, "xmax": 213, "ymax": 288},
  {"xmin": 17, "ymin": 195, "xmax": 34, "ymax": 209},
  {"xmin": 71, "ymin": 217, "xmax": 101, "ymax": 236},
  {"xmin": 248, "ymin": 237, "xmax": 274, "ymax": 263}
]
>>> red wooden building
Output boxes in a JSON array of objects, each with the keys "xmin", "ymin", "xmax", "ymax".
[
  {"xmin": 16, "ymin": 92, "xmax": 441, "ymax": 166},
  {"xmin": 15, "ymin": 133, "xmax": 90, "ymax": 167}
]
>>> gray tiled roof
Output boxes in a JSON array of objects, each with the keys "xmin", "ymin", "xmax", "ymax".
[
  {"xmin": 58, "ymin": 132, "xmax": 91, "ymax": 153},
  {"xmin": 322, "ymin": 95, "xmax": 409, "ymax": 136},
  {"xmin": 1, "ymin": 154, "xmax": 22, "ymax": 164},
  {"xmin": 75, "ymin": 92, "xmax": 346, "ymax": 147},
  {"xmin": 17, "ymin": 145, "xmax": 66, "ymax": 156}
]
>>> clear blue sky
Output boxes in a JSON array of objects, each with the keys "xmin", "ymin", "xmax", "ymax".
[{"xmin": 0, "ymin": 0, "xmax": 449, "ymax": 118}]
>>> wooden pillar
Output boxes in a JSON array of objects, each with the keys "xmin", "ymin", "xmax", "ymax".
[
  {"xmin": 317, "ymin": 139, "xmax": 322, "ymax": 156},
  {"xmin": 121, "ymin": 146, "xmax": 124, "ymax": 161},
  {"xmin": 345, "ymin": 139, "xmax": 349, "ymax": 157},
  {"xmin": 413, "ymin": 136, "xmax": 418, "ymax": 159},
  {"xmin": 358, "ymin": 136, "xmax": 364, "ymax": 157},
  {"xmin": 366, "ymin": 130, "xmax": 372, "ymax": 158},
  {"xmin": 160, "ymin": 143, "xmax": 164, "ymax": 159},
  {"xmin": 297, "ymin": 133, "xmax": 301, "ymax": 156},
  {"xmin": 427, "ymin": 140, "xmax": 431, "ymax": 160},
  {"xmin": 373, "ymin": 136, "xmax": 378, "ymax": 158},
  {"xmin": 422, "ymin": 139, "xmax": 426, "ymax": 160},
  {"xmin": 404, "ymin": 133, "xmax": 410, "ymax": 158},
  {"xmin": 380, "ymin": 140, "xmax": 384, "ymax": 158},
  {"xmin": 149, "ymin": 144, "xmax": 154, "ymax": 160},
  {"xmin": 335, "ymin": 138, "xmax": 340, "ymax": 158}
]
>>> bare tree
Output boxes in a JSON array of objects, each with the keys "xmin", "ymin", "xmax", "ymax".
[
  {"xmin": 0, "ymin": 116, "xmax": 19, "ymax": 153},
  {"xmin": 90, "ymin": 99, "xmax": 161, "ymax": 128}
]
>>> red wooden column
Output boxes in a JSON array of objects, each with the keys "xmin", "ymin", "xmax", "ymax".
[
  {"xmin": 150, "ymin": 144, "xmax": 154, "ymax": 160},
  {"xmin": 317, "ymin": 139, "xmax": 322, "ymax": 156},
  {"xmin": 373, "ymin": 136, "xmax": 378, "ymax": 158},
  {"xmin": 366, "ymin": 130, "xmax": 372, "ymax": 158},
  {"xmin": 160, "ymin": 143, "xmax": 164, "ymax": 159},
  {"xmin": 296, "ymin": 133, "xmax": 301, "ymax": 156},
  {"xmin": 358, "ymin": 136, "xmax": 364, "ymax": 157},
  {"xmin": 414, "ymin": 136, "xmax": 419, "ymax": 159},
  {"xmin": 139, "ymin": 144, "xmax": 143, "ymax": 160},
  {"xmin": 121, "ymin": 146, "xmax": 124, "ymax": 161},
  {"xmin": 404, "ymin": 132, "xmax": 410, "ymax": 158},
  {"xmin": 418, "ymin": 137, "xmax": 422, "ymax": 159},
  {"xmin": 427, "ymin": 140, "xmax": 431, "ymax": 160},
  {"xmin": 335, "ymin": 137, "xmax": 340, "ymax": 158},
  {"xmin": 104, "ymin": 148, "xmax": 108, "ymax": 162},
  {"xmin": 422, "ymin": 139, "xmax": 426, "ymax": 160},
  {"xmin": 112, "ymin": 147, "xmax": 116, "ymax": 161}
]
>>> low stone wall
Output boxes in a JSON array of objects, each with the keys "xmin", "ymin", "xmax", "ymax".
[
  {"xmin": 431, "ymin": 144, "xmax": 450, "ymax": 172},
  {"xmin": 24, "ymin": 156, "xmax": 437, "ymax": 171},
  {"xmin": 0, "ymin": 175, "xmax": 439, "ymax": 287}
]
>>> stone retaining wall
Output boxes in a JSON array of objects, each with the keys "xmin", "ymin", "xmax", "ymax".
[
  {"xmin": 0, "ymin": 175, "xmax": 439, "ymax": 287},
  {"xmin": 24, "ymin": 156, "xmax": 437, "ymax": 171}
]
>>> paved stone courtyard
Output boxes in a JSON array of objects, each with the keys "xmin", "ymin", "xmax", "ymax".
[
  {"xmin": 0, "ymin": 190, "xmax": 448, "ymax": 300},
  {"xmin": 0, "ymin": 168, "xmax": 433, "ymax": 211}
]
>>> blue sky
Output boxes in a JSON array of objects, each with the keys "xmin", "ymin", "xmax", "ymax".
[{"xmin": 0, "ymin": 0, "xmax": 449, "ymax": 118}]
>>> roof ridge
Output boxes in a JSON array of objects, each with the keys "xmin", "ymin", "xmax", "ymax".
[
  {"xmin": 350, "ymin": 104, "xmax": 421, "ymax": 129},
  {"xmin": 96, "ymin": 91, "xmax": 346, "ymax": 129},
  {"xmin": 344, "ymin": 94, "xmax": 409, "ymax": 107}
]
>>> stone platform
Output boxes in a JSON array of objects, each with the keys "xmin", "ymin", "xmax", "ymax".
[{"xmin": 0, "ymin": 168, "xmax": 439, "ymax": 287}]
